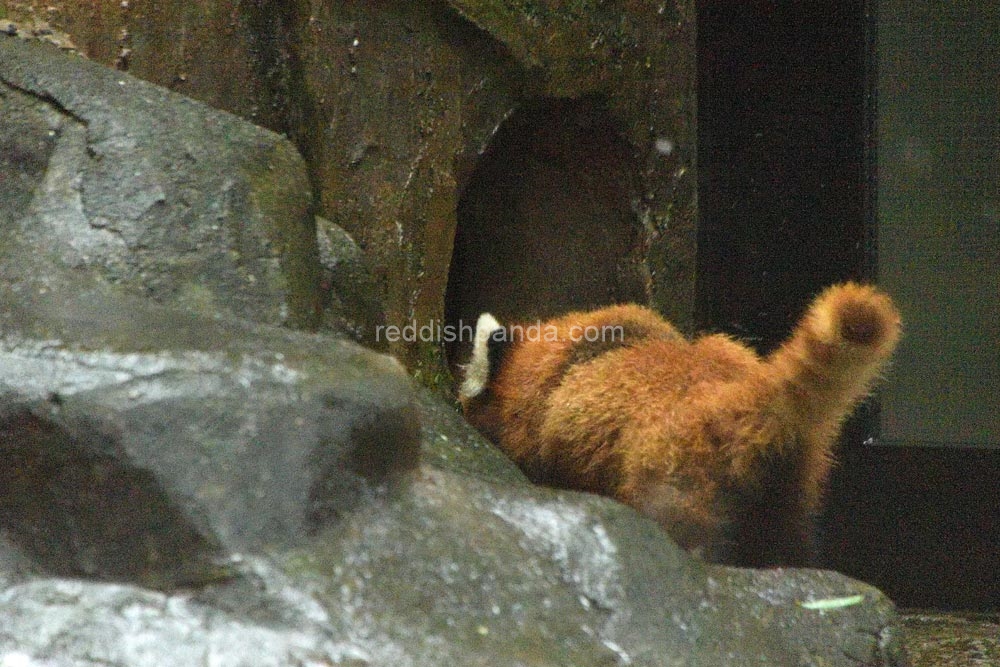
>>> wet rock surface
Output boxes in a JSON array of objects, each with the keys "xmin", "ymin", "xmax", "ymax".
[
  {"xmin": 300, "ymin": 467, "xmax": 906, "ymax": 667},
  {"xmin": 316, "ymin": 216, "xmax": 388, "ymax": 350},
  {"xmin": 0, "ymin": 286, "xmax": 420, "ymax": 589},
  {"xmin": 0, "ymin": 35, "xmax": 319, "ymax": 329}
]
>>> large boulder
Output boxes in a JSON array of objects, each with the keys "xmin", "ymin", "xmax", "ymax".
[
  {"xmin": 0, "ymin": 35, "xmax": 320, "ymax": 329},
  {"xmin": 0, "ymin": 286, "xmax": 419, "ymax": 589}
]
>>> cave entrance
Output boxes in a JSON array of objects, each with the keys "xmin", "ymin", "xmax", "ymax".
[{"xmin": 444, "ymin": 97, "xmax": 649, "ymax": 374}]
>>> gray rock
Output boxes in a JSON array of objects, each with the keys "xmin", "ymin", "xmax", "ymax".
[
  {"xmin": 316, "ymin": 216, "xmax": 388, "ymax": 349},
  {"xmin": 0, "ymin": 560, "xmax": 367, "ymax": 667},
  {"xmin": 0, "ymin": 286, "xmax": 419, "ymax": 590},
  {"xmin": 413, "ymin": 383, "xmax": 526, "ymax": 485},
  {"xmin": 0, "ymin": 35, "xmax": 320, "ymax": 329},
  {"xmin": 305, "ymin": 465, "xmax": 905, "ymax": 666}
]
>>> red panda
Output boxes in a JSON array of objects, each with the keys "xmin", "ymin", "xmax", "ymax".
[{"xmin": 459, "ymin": 283, "xmax": 901, "ymax": 566}]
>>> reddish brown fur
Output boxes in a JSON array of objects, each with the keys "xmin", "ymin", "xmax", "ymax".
[{"xmin": 460, "ymin": 283, "xmax": 901, "ymax": 566}]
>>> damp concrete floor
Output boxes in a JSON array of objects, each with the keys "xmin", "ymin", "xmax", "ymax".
[{"xmin": 902, "ymin": 612, "xmax": 999, "ymax": 667}]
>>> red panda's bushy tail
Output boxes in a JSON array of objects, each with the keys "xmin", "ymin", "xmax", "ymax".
[{"xmin": 766, "ymin": 282, "xmax": 902, "ymax": 428}]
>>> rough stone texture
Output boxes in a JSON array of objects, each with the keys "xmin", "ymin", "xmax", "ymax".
[
  {"xmin": 0, "ymin": 1, "xmax": 266, "ymax": 122},
  {"xmin": 2, "ymin": 0, "xmax": 697, "ymax": 382},
  {"xmin": 293, "ymin": 0, "xmax": 697, "ymax": 375},
  {"xmin": 316, "ymin": 216, "xmax": 388, "ymax": 351},
  {"xmin": 0, "ymin": 560, "xmax": 372, "ymax": 667},
  {"xmin": 0, "ymin": 35, "xmax": 320, "ymax": 329},
  {"xmin": 0, "ymin": 286, "xmax": 420, "ymax": 589},
  {"xmin": 301, "ymin": 466, "xmax": 905, "ymax": 667},
  {"xmin": 0, "ymin": 545, "xmax": 907, "ymax": 667},
  {"xmin": 413, "ymin": 382, "xmax": 527, "ymax": 485}
]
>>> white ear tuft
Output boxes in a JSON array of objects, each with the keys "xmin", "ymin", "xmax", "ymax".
[{"xmin": 459, "ymin": 313, "xmax": 503, "ymax": 399}]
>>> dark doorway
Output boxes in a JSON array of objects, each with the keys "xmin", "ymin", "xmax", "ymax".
[
  {"xmin": 445, "ymin": 98, "xmax": 649, "ymax": 373},
  {"xmin": 697, "ymin": 0, "xmax": 1000, "ymax": 610}
]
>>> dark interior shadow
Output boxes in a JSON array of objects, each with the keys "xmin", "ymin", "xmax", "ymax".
[{"xmin": 445, "ymin": 97, "xmax": 649, "ymax": 373}]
